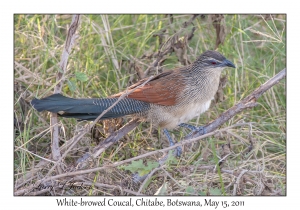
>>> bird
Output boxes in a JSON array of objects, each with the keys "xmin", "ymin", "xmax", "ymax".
[{"xmin": 31, "ymin": 50, "xmax": 235, "ymax": 156}]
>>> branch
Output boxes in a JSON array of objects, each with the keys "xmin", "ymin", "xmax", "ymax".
[
  {"xmin": 75, "ymin": 119, "xmax": 140, "ymax": 168},
  {"xmin": 50, "ymin": 15, "xmax": 81, "ymax": 174}
]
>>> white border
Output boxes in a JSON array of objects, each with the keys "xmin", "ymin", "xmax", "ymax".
[{"xmin": 4, "ymin": 1, "xmax": 295, "ymax": 209}]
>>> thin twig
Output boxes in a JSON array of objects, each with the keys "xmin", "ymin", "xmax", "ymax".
[
  {"xmin": 213, "ymin": 152, "xmax": 232, "ymax": 172},
  {"xmin": 233, "ymin": 169, "xmax": 248, "ymax": 196},
  {"xmin": 137, "ymin": 166, "xmax": 164, "ymax": 194},
  {"xmin": 75, "ymin": 177, "xmax": 144, "ymax": 196},
  {"xmin": 15, "ymin": 147, "xmax": 57, "ymax": 164}
]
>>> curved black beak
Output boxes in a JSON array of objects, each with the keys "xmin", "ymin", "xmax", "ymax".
[{"xmin": 224, "ymin": 59, "xmax": 236, "ymax": 68}]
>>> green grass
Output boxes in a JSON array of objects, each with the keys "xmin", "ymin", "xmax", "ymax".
[{"xmin": 14, "ymin": 14, "xmax": 286, "ymax": 196}]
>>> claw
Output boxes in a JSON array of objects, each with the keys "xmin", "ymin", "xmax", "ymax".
[
  {"xmin": 179, "ymin": 123, "xmax": 197, "ymax": 130},
  {"xmin": 179, "ymin": 123, "xmax": 206, "ymax": 136},
  {"xmin": 195, "ymin": 126, "xmax": 206, "ymax": 136}
]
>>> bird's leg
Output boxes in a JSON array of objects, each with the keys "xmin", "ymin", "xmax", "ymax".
[
  {"xmin": 179, "ymin": 123, "xmax": 206, "ymax": 136},
  {"xmin": 163, "ymin": 129, "xmax": 182, "ymax": 157}
]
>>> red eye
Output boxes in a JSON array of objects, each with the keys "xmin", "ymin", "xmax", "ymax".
[{"xmin": 211, "ymin": 61, "xmax": 217, "ymax": 65}]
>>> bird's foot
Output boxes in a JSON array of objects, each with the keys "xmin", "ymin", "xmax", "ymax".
[
  {"xmin": 178, "ymin": 123, "xmax": 197, "ymax": 131},
  {"xmin": 192, "ymin": 126, "xmax": 206, "ymax": 136},
  {"xmin": 163, "ymin": 129, "xmax": 182, "ymax": 157},
  {"xmin": 179, "ymin": 123, "xmax": 206, "ymax": 137}
]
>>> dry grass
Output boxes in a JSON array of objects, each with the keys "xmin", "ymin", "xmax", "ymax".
[{"xmin": 14, "ymin": 14, "xmax": 286, "ymax": 196}]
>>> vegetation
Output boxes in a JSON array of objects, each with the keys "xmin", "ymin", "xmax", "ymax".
[{"xmin": 14, "ymin": 14, "xmax": 286, "ymax": 195}]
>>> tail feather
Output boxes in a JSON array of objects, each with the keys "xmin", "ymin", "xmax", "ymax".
[{"xmin": 31, "ymin": 94, "xmax": 150, "ymax": 121}]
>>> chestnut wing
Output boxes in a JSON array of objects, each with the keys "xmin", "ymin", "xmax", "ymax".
[{"xmin": 111, "ymin": 70, "xmax": 184, "ymax": 106}]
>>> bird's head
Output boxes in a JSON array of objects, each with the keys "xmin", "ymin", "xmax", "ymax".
[{"xmin": 194, "ymin": 50, "xmax": 235, "ymax": 70}]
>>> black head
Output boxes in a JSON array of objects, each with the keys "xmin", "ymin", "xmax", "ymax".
[{"xmin": 196, "ymin": 50, "xmax": 235, "ymax": 69}]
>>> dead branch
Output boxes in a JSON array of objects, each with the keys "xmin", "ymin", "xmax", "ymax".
[
  {"xmin": 75, "ymin": 119, "xmax": 140, "ymax": 168},
  {"xmin": 50, "ymin": 15, "xmax": 81, "ymax": 174}
]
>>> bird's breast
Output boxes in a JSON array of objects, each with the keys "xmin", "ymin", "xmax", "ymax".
[
  {"xmin": 177, "ymin": 100, "xmax": 212, "ymax": 124},
  {"xmin": 148, "ymin": 99, "xmax": 212, "ymax": 129}
]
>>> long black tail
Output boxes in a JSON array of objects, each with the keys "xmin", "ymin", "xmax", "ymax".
[{"xmin": 31, "ymin": 94, "xmax": 150, "ymax": 121}]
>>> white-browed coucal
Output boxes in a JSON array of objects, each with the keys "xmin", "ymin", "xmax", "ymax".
[{"xmin": 31, "ymin": 50, "xmax": 235, "ymax": 155}]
